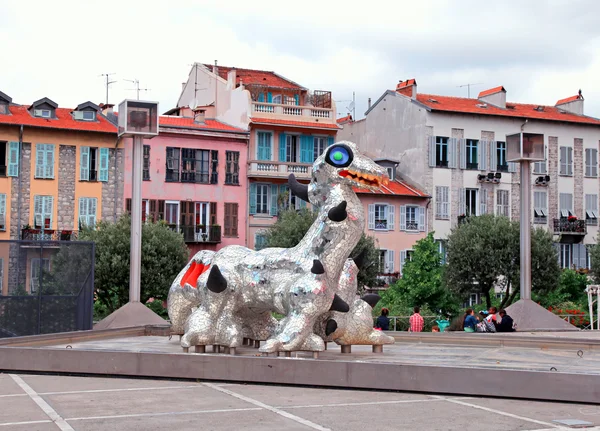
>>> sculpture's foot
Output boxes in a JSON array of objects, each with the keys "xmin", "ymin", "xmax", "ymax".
[
  {"xmin": 259, "ymin": 339, "xmax": 283, "ymax": 353},
  {"xmin": 281, "ymin": 333, "xmax": 325, "ymax": 352}
]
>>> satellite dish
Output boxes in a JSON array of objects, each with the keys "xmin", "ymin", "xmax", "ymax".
[
  {"xmin": 346, "ymin": 101, "xmax": 355, "ymax": 111},
  {"xmin": 190, "ymin": 99, "xmax": 198, "ymax": 110}
]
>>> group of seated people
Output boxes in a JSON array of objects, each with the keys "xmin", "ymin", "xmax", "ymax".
[{"xmin": 462, "ymin": 307, "xmax": 515, "ymax": 332}]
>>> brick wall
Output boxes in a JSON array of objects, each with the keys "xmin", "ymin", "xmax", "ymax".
[
  {"xmin": 547, "ymin": 137, "xmax": 559, "ymax": 223},
  {"xmin": 9, "ymin": 143, "xmax": 31, "ymax": 238},
  {"xmin": 481, "ymin": 131, "xmax": 495, "ymax": 213},
  {"xmin": 101, "ymin": 147, "xmax": 124, "ymax": 222},
  {"xmin": 574, "ymin": 138, "xmax": 584, "ymax": 217},
  {"xmin": 451, "ymin": 128, "xmax": 464, "ymax": 227},
  {"xmin": 57, "ymin": 145, "xmax": 76, "ymax": 230}
]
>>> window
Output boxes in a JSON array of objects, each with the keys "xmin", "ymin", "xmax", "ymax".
[
  {"xmin": 143, "ymin": 145, "xmax": 150, "ymax": 181},
  {"xmin": 34, "ymin": 109, "xmax": 52, "ymax": 118},
  {"xmin": 496, "ymin": 190, "xmax": 509, "ymax": 217},
  {"xmin": 435, "ymin": 186, "xmax": 449, "ymax": 219},
  {"xmin": 558, "ymin": 244, "xmax": 590, "ymax": 270},
  {"xmin": 126, "ymin": 198, "xmax": 154, "ymax": 222},
  {"xmin": 586, "ymin": 148, "xmax": 598, "ymax": 177},
  {"xmin": 534, "ymin": 191, "xmax": 548, "ymax": 223},
  {"xmin": 224, "ymin": 203, "xmax": 239, "ymax": 237},
  {"xmin": 386, "ymin": 167, "xmax": 395, "ymax": 181},
  {"xmin": 30, "ymin": 258, "xmax": 50, "ymax": 293},
  {"xmin": 255, "ymin": 232, "xmax": 267, "ymax": 250},
  {"xmin": 225, "ymin": 151, "xmax": 240, "ymax": 185},
  {"xmin": 435, "ymin": 240, "xmax": 448, "ymax": 264},
  {"xmin": 0, "ymin": 141, "xmax": 6, "ymax": 176},
  {"xmin": 400, "ymin": 206, "xmax": 425, "ymax": 231},
  {"xmin": 370, "ymin": 204, "xmax": 394, "ymax": 230},
  {"xmin": 313, "ymin": 137, "xmax": 326, "ymax": 161},
  {"xmin": 405, "ymin": 206, "xmax": 417, "ymax": 230},
  {"xmin": 257, "ymin": 132, "xmax": 272, "ymax": 161},
  {"xmin": 74, "ymin": 110, "xmax": 96, "ymax": 121},
  {"xmin": 465, "ymin": 139, "xmax": 478, "ymax": 169},
  {"xmin": 586, "ymin": 194, "xmax": 598, "ymax": 225},
  {"xmin": 496, "ymin": 141, "xmax": 508, "ymax": 172},
  {"xmin": 166, "ymin": 147, "xmax": 180, "ymax": 182},
  {"xmin": 399, "ymin": 249, "xmax": 413, "ymax": 274},
  {"xmin": 181, "ymin": 148, "xmax": 200, "ymax": 183},
  {"xmin": 496, "ymin": 292, "xmax": 505, "ymax": 301},
  {"xmin": 533, "ymin": 144, "xmax": 547, "ymax": 174},
  {"xmin": 286, "ymin": 135, "xmax": 298, "ymax": 163},
  {"xmin": 468, "ymin": 293, "xmax": 481, "ymax": 307},
  {"xmin": 278, "ymin": 184, "xmax": 306, "ymax": 211},
  {"xmin": 464, "ymin": 188, "xmax": 478, "ymax": 216},
  {"xmin": 194, "ymin": 149, "xmax": 210, "ymax": 183},
  {"xmin": 250, "ymin": 183, "xmax": 278, "ymax": 216},
  {"xmin": 0, "ymin": 193, "xmax": 5, "ymax": 230},
  {"xmin": 560, "ymin": 146, "xmax": 573, "ymax": 176},
  {"xmin": 435, "ymin": 136, "xmax": 448, "ymax": 167},
  {"xmin": 256, "ymin": 184, "xmax": 270, "ymax": 214},
  {"xmin": 78, "ymin": 197, "xmax": 97, "ymax": 228},
  {"xmin": 165, "ymin": 201, "xmax": 179, "ymax": 229},
  {"xmin": 0, "ymin": 103, "xmax": 8, "ymax": 115},
  {"xmin": 80, "ymin": 146, "xmax": 109, "ymax": 182},
  {"xmin": 35, "ymin": 144, "xmax": 55, "ymax": 179},
  {"xmin": 272, "ymin": 95, "xmax": 282, "ymax": 104},
  {"xmin": 559, "ymin": 193, "xmax": 574, "ymax": 218},
  {"xmin": 33, "ymin": 195, "xmax": 53, "ymax": 229},
  {"xmin": 378, "ymin": 250, "xmax": 395, "ymax": 274}
]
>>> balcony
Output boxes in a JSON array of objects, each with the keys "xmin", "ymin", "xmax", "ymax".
[
  {"xmin": 553, "ymin": 218, "xmax": 586, "ymax": 243},
  {"xmin": 251, "ymin": 102, "xmax": 335, "ymax": 124},
  {"xmin": 21, "ymin": 229, "xmax": 78, "ymax": 241},
  {"xmin": 169, "ymin": 225, "xmax": 221, "ymax": 244},
  {"xmin": 248, "ymin": 161, "xmax": 311, "ymax": 179}
]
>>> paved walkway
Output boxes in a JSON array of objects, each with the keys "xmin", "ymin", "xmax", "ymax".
[{"xmin": 1, "ymin": 373, "xmax": 599, "ymax": 430}]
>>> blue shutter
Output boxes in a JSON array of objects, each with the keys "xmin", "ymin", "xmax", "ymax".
[
  {"xmin": 279, "ymin": 133, "xmax": 287, "ymax": 161},
  {"xmin": 249, "ymin": 184, "xmax": 257, "ymax": 215},
  {"xmin": 99, "ymin": 147, "xmax": 109, "ymax": 182},
  {"xmin": 35, "ymin": 144, "xmax": 45, "ymax": 178},
  {"xmin": 257, "ymin": 132, "xmax": 271, "ymax": 161},
  {"xmin": 79, "ymin": 198, "xmax": 86, "ymax": 227},
  {"xmin": 89, "ymin": 198, "xmax": 97, "ymax": 226},
  {"xmin": 270, "ymin": 184, "xmax": 278, "ymax": 216},
  {"xmin": 46, "ymin": 144, "xmax": 55, "ymax": 178},
  {"xmin": 300, "ymin": 135, "xmax": 313, "ymax": 163},
  {"xmin": 7, "ymin": 142, "xmax": 19, "ymax": 177},
  {"xmin": 80, "ymin": 147, "xmax": 90, "ymax": 181},
  {"xmin": 258, "ymin": 93, "xmax": 265, "ymax": 102},
  {"xmin": 267, "ymin": 92, "xmax": 273, "ymax": 103},
  {"xmin": 327, "ymin": 137, "xmax": 334, "ymax": 147},
  {"xmin": 294, "ymin": 94, "xmax": 299, "ymax": 105},
  {"xmin": 298, "ymin": 199, "xmax": 307, "ymax": 209}
]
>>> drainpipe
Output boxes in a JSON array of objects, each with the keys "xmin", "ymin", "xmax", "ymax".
[
  {"xmin": 113, "ymin": 136, "xmax": 121, "ymax": 222},
  {"xmin": 17, "ymin": 125, "xmax": 23, "ymax": 235},
  {"xmin": 426, "ymin": 195, "xmax": 432, "ymax": 232}
]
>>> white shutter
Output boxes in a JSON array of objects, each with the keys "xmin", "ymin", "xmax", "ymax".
[
  {"xmin": 508, "ymin": 161, "xmax": 517, "ymax": 173},
  {"xmin": 459, "ymin": 188, "xmax": 466, "ymax": 216},
  {"xmin": 80, "ymin": 147, "xmax": 90, "ymax": 181},
  {"xmin": 368, "ymin": 204, "xmax": 375, "ymax": 230},
  {"xmin": 443, "ymin": 186, "xmax": 449, "ymax": 218},
  {"xmin": 386, "ymin": 250, "xmax": 395, "ymax": 273},
  {"xmin": 400, "ymin": 250, "xmax": 407, "ymax": 275},
  {"xmin": 34, "ymin": 196, "xmax": 43, "ymax": 227},
  {"xmin": 79, "ymin": 198, "xmax": 86, "ymax": 226},
  {"xmin": 89, "ymin": 198, "xmax": 97, "ymax": 226},
  {"xmin": 44, "ymin": 196, "xmax": 53, "ymax": 229},
  {"xmin": 35, "ymin": 145, "xmax": 45, "ymax": 178},
  {"xmin": 448, "ymin": 138, "xmax": 457, "ymax": 169},
  {"xmin": 593, "ymin": 149, "xmax": 598, "ymax": 177},
  {"xmin": 489, "ymin": 141, "xmax": 497, "ymax": 171},
  {"xmin": 568, "ymin": 147, "xmax": 573, "ymax": 176},
  {"xmin": 479, "ymin": 140, "xmax": 488, "ymax": 171},
  {"xmin": 480, "ymin": 189, "xmax": 488, "ymax": 215},
  {"xmin": 0, "ymin": 194, "xmax": 5, "ymax": 228},
  {"xmin": 428, "ymin": 136, "xmax": 436, "ymax": 167},
  {"xmin": 400, "ymin": 205, "xmax": 406, "ymax": 231},
  {"xmin": 459, "ymin": 138, "xmax": 467, "ymax": 169},
  {"xmin": 45, "ymin": 144, "xmax": 54, "ymax": 178},
  {"xmin": 418, "ymin": 206, "xmax": 426, "ymax": 231},
  {"xmin": 388, "ymin": 204, "xmax": 395, "ymax": 230},
  {"xmin": 559, "ymin": 147, "xmax": 566, "ymax": 175}
]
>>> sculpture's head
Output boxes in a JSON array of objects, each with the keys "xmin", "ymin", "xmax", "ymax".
[{"xmin": 313, "ymin": 141, "xmax": 389, "ymax": 191}]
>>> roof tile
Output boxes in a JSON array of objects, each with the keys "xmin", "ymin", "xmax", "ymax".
[
  {"xmin": 0, "ymin": 105, "xmax": 116, "ymax": 133},
  {"xmin": 478, "ymin": 86, "xmax": 506, "ymax": 98},
  {"xmin": 354, "ymin": 179, "xmax": 428, "ymax": 197},
  {"xmin": 555, "ymin": 95, "xmax": 582, "ymax": 106},
  {"xmin": 250, "ymin": 117, "xmax": 340, "ymax": 130},
  {"xmin": 159, "ymin": 116, "xmax": 245, "ymax": 132},
  {"xmin": 204, "ymin": 64, "xmax": 304, "ymax": 90}
]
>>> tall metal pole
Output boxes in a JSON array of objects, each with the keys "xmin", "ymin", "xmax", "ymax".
[
  {"xmin": 519, "ymin": 158, "xmax": 532, "ymax": 300},
  {"xmin": 129, "ymin": 135, "xmax": 143, "ymax": 303}
]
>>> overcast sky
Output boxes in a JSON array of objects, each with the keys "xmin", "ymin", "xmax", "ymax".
[{"xmin": 2, "ymin": 0, "xmax": 599, "ymax": 120}]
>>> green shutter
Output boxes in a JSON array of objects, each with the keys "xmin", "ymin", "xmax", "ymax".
[
  {"xmin": 327, "ymin": 137, "xmax": 334, "ymax": 147},
  {"xmin": 294, "ymin": 94, "xmax": 299, "ymax": 105},
  {"xmin": 99, "ymin": 147, "xmax": 109, "ymax": 182},
  {"xmin": 279, "ymin": 133, "xmax": 287, "ymax": 161},
  {"xmin": 35, "ymin": 144, "xmax": 45, "ymax": 178},
  {"xmin": 80, "ymin": 147, "xmax": 90, "ymax": 180},
  {"xmin": 89, "ymin": 198, "xmax": 97, "ymax": 226},
  {"xmin": 79, "ymin": 198, "xmax": 86, "ymax": 227},
  {"xmin": 300, "ymin": 135, "xmax": 313, "ymax": 163},
  {"xmin": 258, "ymin": 93, "xmax": 265, "ymax": 102},
  {"xmin": 267, "ymin": 92, "xmax": 273, "ymax": 103},
  {"xmin": 44, "ymin": 196, "xmax": 53, "ymax": 229},
  {"xmin": 0, "ymin": 193, "xmax": 6, "ymax": 229},
  {"xmin": 249, "ymin": 183, "xmax": 257, "ymax": 214},
  {"xmin": 298, "ymin": 199, "xmax": 307, "ymax": 209},
  {"xmin": 7, "ymin": 142, "xmax": 19, "ymax": 177},
  {"xmin": 270, "ymin": 184, "xmax": 278, "ymax": 216},
  {"xmin": 34, "ymin": 195, "xmax": 42, "ymax": 227},
  {"xmin": 257, "ymin": 132, "xmax": 272, "ymax": 161},
  {"xmin": 46, "ymin": 144, "xmax": 55, "ymax": 178}
]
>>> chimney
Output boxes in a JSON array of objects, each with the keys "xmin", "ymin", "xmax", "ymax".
[
  {"xmin": 396, "ymin": 79, "xmax": 417, "ymax": 99},
  {"xmin": 555, "ymin": 90, "xmax": 584, "ymax": 115},
  {"xmin": 194, "ymin": 108, "xmax": 206, "ymax": 124},
  {"xmin": 213, "ymin": 60, "xmax": 218, "ymax": 76},
  {"xmin": 478, "ymin": 86, "xmax": 506, "ymax": 108},
  {"xmin": 368, "ymin": 97, "xmax": 372, "ymax": 109},
  {"xmin": 227, "ymin": 69, "xmax": 237, "ymax": 90},
  {"xmin": 100, "ymin": 103, "xmax": 114, "ymax": 116}
]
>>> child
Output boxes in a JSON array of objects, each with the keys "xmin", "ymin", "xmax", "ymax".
[{"xmin": 432, "ymin": 325, "xmax": 440, "ymax": 333}]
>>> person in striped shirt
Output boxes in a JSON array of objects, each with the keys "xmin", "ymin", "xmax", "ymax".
[{"xmin": 409, "ymin": 306, "xmax": 424, "ymax": 332}]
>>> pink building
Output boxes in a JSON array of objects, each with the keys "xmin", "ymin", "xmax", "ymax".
[{"xmin": 123, "ymin": 110, "xmax": 249, "ymax": 254}]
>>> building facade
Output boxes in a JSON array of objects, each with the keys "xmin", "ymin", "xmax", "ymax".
[
  {"xmin": 0, "ymin": 92, "xmax": 120, "ymax": 294},
  {"xmin": 176, "ymin": 64, "xmax": 339, "ymax": 249},
  {"xmin": 339, "ymin": 81, "xmax": 600, "ymax": 277},
  {"xmin": 122, "ymin": 109, "xmax": 249, "ymax": 254}
]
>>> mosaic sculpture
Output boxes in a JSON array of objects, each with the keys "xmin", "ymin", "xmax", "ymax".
[{"xmin": 168, "ymin": 141, "xmax": 391, "ymax": 354}]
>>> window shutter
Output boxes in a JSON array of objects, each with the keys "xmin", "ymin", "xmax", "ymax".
[
  {"xmin": 44, "ymin": 196, "xmax": 53, "ymax": 229},
  {"xmin": 35, "ymin": 144, "xmax": 45, "ymax": 178},
  {"xmin": 480, "ymin": 189, "xmax": 488, "ymax": 215},
  {"xmin": 279, "ymin": 133, "xmax": 287, "ymax": 161},
  {"xmin": 80, "ymin": 146, "xmax": 90, "ymax": 181},
  {"xmin": 459, "ymin": 188, "xmax": 466, "ymax": 216},
  {"xmin": 508, "ymin": 161, "xmax": 517, "ymax": 173},
  {"xmin": 79, "ymin": 198, "xmax": 86, "ymax": 226},
  {"xmin": 270, "ymin": 184, "xmax": 278, "ymax": 216},
  {"xmin": 368, "ymin": 204, "xmax": 375, "ymax": 230},
  {"xmin": 489, "ymin": 141, "xmax": 497, "ymax": 170},
  {"xmin": 327, "ymin": 137, "xmax": 334, "ymax": 147},
  {"xmin": 45, "ymin": 144, "xmax": 55, "ymax": 178},
  {"xmin": 300, "ymin": 135, "xmax": 313, "ymax": 163},
  {"xmin": 258, "ymin": 93, "xmax": 265, "ymax": 102},
  {"xmin": 443, "ymin": 186, "xmax": 449, "ymax": 218},
  {"xmin": 0, "ymin": 194, "xmax": 5, "ymax": 229},
  {"xmin": 7, "ymin": 141, "xmax": 19, "ymax": 177},
  {"xmin": 559, "ymin": 147, "xmax": 566, "ymax": 175},
  {"xmin": 267, "ymin": 92, "xmax": 273, "ymax": 103},
  {"xmin": 568, "ymin": 147, "xmax": 573, "ymax": 175},
  {"xmin": 89, "ymin": 198, "xmax": 97, "ymax": 226},
  {"xmin": 249, "ymin": 184, "xmax": 257, "ymax": 215},
  {"xmin": 33, "ymin": 196, "xmax": 42, "ymax": 227},
  {"xmin": 428, "ymin": 136, "xmax": 436, "ymax": 167},
  {"xmin": 232, "ymin": 203, "xmax": 238, "ymax": 236},
  {"xmin": 388, "ymin": 204, "xmax": 395, "ymax": 230},
  {"xmin": 126, "ymin": 198, "xmax": 132, "ymax": 213},
  {"xmin": 209, "ymin": 202, "xmax": 217, "ymax": 226},
  {"xmin": 294, "ymin": 94, "xmax": 299, "ymax": 105},
  {"xmin": 479, "ymin": 140, "xmax": 488, "ymax": 171},
  {"xmin": 157, "ymin": 200, "xmax": 165, "ymax": 220},
  {"xmin": 593, "ymin": 149, "xmax": 598, "ymax": 177},
  {"xmin": 448, "ymin": 138, "xmax": 457, "ymax": 168},
  {"xmin": 400, "ymin": 250, "xmax": 407, "ymax": 275},
  {"xmin": 418, "ymin": 206, "xmax": 426, "ymax": 231},
  {"xmin": 459, "ymin": 138, "xmax": 467, "ymax": 169},
  {"xmin": 386, "ymin": 250, "xmax": 395, "ymax": 273},
  {"xmin": 400, "ymin": 205, "xmax": 406, "ymax": 231},
  {"xmin": 99, "ymin": 147, "xmax": 109, "ymax": 182},
  {"xmin": 298, "ymin": 199, "xmax": 307, "ymax": 209}
]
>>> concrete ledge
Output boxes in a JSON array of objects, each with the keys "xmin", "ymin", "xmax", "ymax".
[{"xmin": 0, "ymin": 345, "xmax": 598, "ymax": 404}]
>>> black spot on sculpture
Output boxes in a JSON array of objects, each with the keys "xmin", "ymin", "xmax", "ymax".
[
  {"xmin": 325, "ymin": 319, "xmax": 338, "ymax": 336},
  {"xmin": 311, "ymin": 259, "xmax": 325, "ymax": 275},
  {"xmin": 328, "ymin": 200, "xmax": 347, "ymax": 222},
  {"xmin": 360, "ymin": 293, "xmax": 381, "ymax": 309},
  {"xmin": 206, "ymin": 265, "xmax": 227, "ymax": 293},
  {"xmin": 330, "ymin": 294, "xmax": 350, "ymax": 312},
  {"xmin": 288, "ymin": 173, "xmax": 309, "ymax": 202}
]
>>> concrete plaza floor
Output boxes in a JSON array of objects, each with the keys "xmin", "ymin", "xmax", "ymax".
[{"xmin": 1, "ymin": 372, "xmax": 600, "ymax": 431}]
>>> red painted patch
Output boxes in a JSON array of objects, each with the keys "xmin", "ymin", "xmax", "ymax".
[
  {"xmin": 338, "ymin": 170, "xmax": 350, "ymax": 177},
  {"xmin": 180, "ymin": 261, "xmax": 197, "ymax": 287},
  {"xmin": 181, "ymin": 262, "xmax": 211, "ymax": 288}
]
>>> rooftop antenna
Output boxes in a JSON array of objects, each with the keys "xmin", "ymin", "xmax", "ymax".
[
  {"xmin": 100, "ymin": 73, "xmax": 117, "ymax": 105},
  {"xmin": 457, "ymin": 82, "xmax": 483, "ymax": 98},
  {"xmin": 125, "ymin": 78, "xmax": 150, "ymax": 100}
]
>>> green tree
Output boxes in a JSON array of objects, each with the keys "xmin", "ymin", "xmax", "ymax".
[
  {"xmin": 444, "ymin": 214, "xmax": 560, "ymax": 309},
  {"xmin": 380, "ymin": 233, "xmax": 460, "ymax": 317},
  {"xmin": 264, "ymin": 208, "xmax": 380, "ymax": 291},
  {"xmin": 79, "ymin": 214, "xmax": 189, "ymax": 314}
]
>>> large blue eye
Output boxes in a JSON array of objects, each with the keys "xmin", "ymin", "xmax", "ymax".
[{"xmin": 326, "ymin": 144, "xmax": 353, "ymax": 167}]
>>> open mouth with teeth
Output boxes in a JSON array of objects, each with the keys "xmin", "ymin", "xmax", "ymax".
[{"xmin": 339, "ymin": 169, "xmax": 388, "ymax": 188}]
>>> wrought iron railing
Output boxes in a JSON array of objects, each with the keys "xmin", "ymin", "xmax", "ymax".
[
  {"xmin": 553, "ymin": 218, "xmax": 586, "ymax": 234},
  {"xmin": 21, "ymin": 229, "xmax": 78, "ymax": 241},
  {"xmin": 169, "ymin": 225, "xmax": 221, "ymax": 243}
]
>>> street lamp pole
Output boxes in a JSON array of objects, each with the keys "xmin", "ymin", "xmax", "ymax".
[
  {"xmin": 129, "ymin": 135, "xmax": 143, "ymax": 302},
  {"xmin": 519, "ymin": 158, "xmax": 532, "ymax": 300}
]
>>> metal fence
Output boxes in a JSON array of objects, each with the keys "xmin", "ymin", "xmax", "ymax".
[{"xmin": 0, "ymin": 239, "xmax": 95, "ymax": 338}]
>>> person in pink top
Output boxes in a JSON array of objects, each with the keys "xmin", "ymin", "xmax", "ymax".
[{"xmin": 409, "ymin": 306, "xmax": 424, "ymax": 332}]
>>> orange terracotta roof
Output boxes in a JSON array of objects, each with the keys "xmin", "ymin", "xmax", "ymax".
[
  {"xmin": 159, "ymin": 116, "xmax": 246, "ymax": 132},
  {"xmin": 396, "ymin": 79, "xmax": 416, "ymax": 89},
  {"xmin": 0, "ymin": 104, "xmax": 116, "ymax": 133},
  {"xmin": 337, "ymin": 114, "xmax": 353, "ymax": 124},
  {"xmin": 478, "ymin": 86, "xmax": 506, "ymax": 98},
  {"xmin": 250, "ymin": 117, "xmax": 340, "ymax": 130},
  {"xmin": 415, "ymin": 94, "xmax": 600, "ymax": 126},
  {"xmin": 204, "ymin": 64, "xmax": 304, "ymax": 90},
  {"xmin": 555, "ymin": 94, "xmax": 582, "ymax": 105},
  {"xmin": 354, "ymin": 179, "xmax": 428, "ymax": 197}
]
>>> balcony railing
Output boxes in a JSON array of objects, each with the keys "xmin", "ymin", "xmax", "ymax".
[
  {"xmin": 169, "ymin": 225, "xmax": 222, "ymax": 243},
  {"xmin": 21, "ymin": 229, "xmax": 78, "ymax": 241},
  {"xmin": 553, "ymin": 218, "xmax": 586, "ymax": 235},
  {"xmin": 248, "ymin": 161, "xmax": 311, "ymax": 179},
  {"xmin": 251, "ymin": 102, "xmax": 334, "ymax": 123}
]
